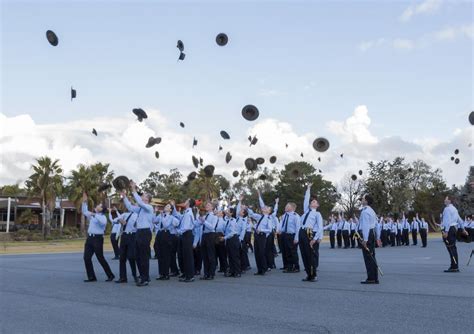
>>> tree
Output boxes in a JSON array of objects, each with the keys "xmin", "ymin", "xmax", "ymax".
[
  {"xmin": 25, "ymin": 156, "xmax": 63, "ymax": 238},
  {"xmin": 458, "ymin": 166, "xmax": 474, "ymax": 217},
  {"xmin": 0, "ymin": 184, "xmax": 25, "ymax": 196},
  {"xmin": 67, "ymin": 163, "xmax": 114, "ymax": 235},
  {"xmin": 139, "ymin": 169, "xmax": 185, "ymax": 202},
  {"xmin": 337, "ymin": 173, "xmax": 363, "ymax": 218},
  {"xmin": 186, "ymin": 169, "xmax": 222, "ymax": 202},
  {"xmin": 231, "ymin": 167, "xmax": 280, "ymax": 206}
]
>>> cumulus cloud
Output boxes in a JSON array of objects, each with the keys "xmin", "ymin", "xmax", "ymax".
[
  {"xmin": 399, "ymin": 0, "xmax": 443, "ymax": 22},
  {"xmin": 392, "ymin": 38, "xmax": 416, "ymax": 50},
  {"xmin": 435, "ymin": 23, "xmax": 474, "ymax": 41},
  {"xmin": 0, "ymin": 107, "xmax": 472, "ymax": 188}
]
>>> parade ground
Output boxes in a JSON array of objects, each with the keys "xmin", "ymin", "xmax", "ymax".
[{"xmin": 1, "ymin": 239, "xmax": 472, "ymax": 334}]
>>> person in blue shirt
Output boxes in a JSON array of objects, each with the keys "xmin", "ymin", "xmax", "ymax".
[
  {"xmin": 257, "ymin": 191, "xmax": 278, "ymax": 271},
  {"xmin": 277, "ymin": 201, "xmax": 300, "ymax": 273},
  {"xmin": 197, "ymin": 201, "xmax": 218, "ymax": 280},
  {"xmin": 236, "ymin": 200, "xmax": 251, "ymax": 272},
  {"xmin": 81, "ymin": 192, "xmax": 115, "ymax": 282},
  {"xmin": 221, "ymin": 207, "xmax": 241, "ymax": 277},
  {"xmin": 121, "ymin": 181, "xmax": 154, "ymax": 287},
  {"xmin": 154, "ymin": 203, "xmax": 180, "ymax": 280},
  {"xmin": 109, "ymin": 207, "xmax": 121, "ymax": 260},
  {"xmin": 358, "ymin": 194, "xmax": 381, "ymax": 284},
  {"xmin": 439, "ymin": 195, "xmax": 464, "ymax": 272},
  {"xmin": 215, "ymin": 208, "xmax": 229, "ymax": 273}
]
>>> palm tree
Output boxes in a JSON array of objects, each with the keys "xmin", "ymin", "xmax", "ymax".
[
  {"xmin": 67, "ymin": 163, "xmax": 114, "ymax": 235},
  {"xmin": 188, "ymin": 170, "xmax": 221, "ymax": 201},
  {"xmin": 25, "ymin": 156, "xmax": 63, "ymax": 238}
]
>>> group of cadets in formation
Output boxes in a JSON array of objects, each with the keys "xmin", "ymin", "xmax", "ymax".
[{"xmin": 81, "ymin": 182, "xmax": 472, "ymax": 286}]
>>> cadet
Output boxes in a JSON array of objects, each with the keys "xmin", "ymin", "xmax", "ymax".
[{"xmin": 358, "ymin": 194, "xmax": 381, "ymax": 284}]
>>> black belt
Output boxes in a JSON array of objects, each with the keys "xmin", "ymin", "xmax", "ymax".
[
  {"xmin": 88, "ymin": 233, "xmax": 103, "ymax": 237},
  {"xmin": 283, "ymin": 232, "xmax": 295, "ymax": 235},
  {"xmin": 123, "ymin": 231, "xmax": 135, "ymax": 235}
]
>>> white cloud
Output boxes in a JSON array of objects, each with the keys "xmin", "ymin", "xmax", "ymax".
[
  {"xmin": 258, "ymin": 88, "xmax": 280, "ymax": 97},
  {"xmin": 435, "ymin": 23, "xmax": 474, "ymax": 41},
  {"xmin": 358, "ymin": 38, "xmax": 386, "ymax": 52},
  {"xmin": 1, "ymin": 107, "xmax": 472, "ymax": 189},
  {"xmin": 400, "ymin": 0, "xmax": 443, "ymax": 22},
  {"xmin": 392, "ymin": 38, "xmax": 416, "ymax": 50}
]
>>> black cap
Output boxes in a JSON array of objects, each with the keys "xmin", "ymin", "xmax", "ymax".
[
  {"xmin": 244, "ymin": 158, "xmax": 257, "ymax": 171},
  {"xmin": 454, "ymin": 149, "xmax": 459, "ymax": 155},
  {"xmin": 242, "ymin": 105, "xmax": 259, "ymax": 121},
  {"xmin": 192, "ymin": 137, "xmax": 198, "ymax": 148},
  {"xmin": 204, "ymin": 165, "xmax": 215, "ymax": 177},
  {"xmin": 317, "ymin": 157, "xmax": 321, "ymax": 162},
  {"xmin": 269, "ymin": 156, "xmax": 277, "ymax": 164},
  {"xmin": 92, "ymin": 128, "xmax": 97, "ymax": 136},
  {"xmin": 178, "ymin": 52, "xmax": 186, "ymax": 61},
  {"xmin": 180, "ymin": 122, "xmax": 185, "ymax": 128},
  {"xmin": 300, "ymin": 152, "xmax": 304, "ymax": 158},
  {"xmin": 351, "ymin": 174, "xmax": 357, "ymax": 181},
  {"xmin": 216, "ymin": 33, "xmax": 228, "ymax": 46},
  {"xmin": 408, "ymin": 168, "xmax": 413, "ymax": 173},
  {"xmin": 218, "ymin": 145, "xmax": 223, "ymax": 151},
  {"xmin": 258, "ymin": 174, "xmax": 267, "ymax": 181},
  {"xmin": 71, "ymin": 87, "xmax": 76, "ymax": 101},
  {"xmin": 358, "ymin": 170, "xmax": 363, "ymax": 176},
  {"xmin": 454, "ymin": 158, "xmax": 460, "ymax": 164},
  {"xmin": 187, "ymin": 171, "xmax": 197, "ymax": 181},
  {"xmin": 225, "ymin": 152, "xmax": 232, "ymax": 164},
  {"xmin": 192, "ymin": 156, "xmax": 199, "ymax": 168},
  {"xmin": 255, "ymin": 157, "xmax": 265, "ymax": 165},
  {"xmin": 112, "ymin": 175, "xmax": 130, "ymax": 191},
  {"xmin": 469, "ymin": 111, "xmax": 474, "ymax": 125},
  {"xmin": 285, "ymin": 143, "xmax": 288, "ymax": 148},
  {"xmin": 177, "ymin": 40, "xmax": 184, "ymax": 52},
  {"xmin": 312, "ymin": 137, "xmax": 330, "ymax": 152},
  {"xmin": 340, "ymin": 153, "xmax": 344, "ymax": 158},
  {"xmin": 133, "ymin": 108, "xmax": 148, "ymax": 122},
  {"xmin": 146, "ymin": 137, "xmax": 161, "ymax": 148},
  {"xmin": 232, "ymin": 170, "xmax": 239, "ymax": 178},
  {"xmin": 290, "ymin": 167, "xmax": 301, "ymax": 179},
  {"xmin": 98, "ymin": 183, "xmax": 111, "ymax": 192},
  {"xmin": 220, "ymin": 130, "xmax": 230, "ymax": 140},
  {"xmin": 399, "ymin": 173, "xmax": 405, "ymax": 180},
  {"xmin": 451, "ymin": 156, "xmax": 455, "ymax": 161},
  {"xmin": 199, "ymin": 157, "xmax": 204, "ymax": 166},
  {"xmin": 318, "ymin": 169, "xmax": 322, "ymax": 173},
  {"xmin": 155, "ymin": 151, "xmax": 159, "ymax": 159},
  {"xmin": 250, "ymin": 136, "xmax": 258, "ymax": 146},
  {"xmin": 46, "ymin": 30, "xmax": 58, "ymax": 46}
]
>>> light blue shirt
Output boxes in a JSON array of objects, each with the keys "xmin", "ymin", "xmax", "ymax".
[
  {"xmin": 193, "ymin": 224, "xmax": 202, "ymax": 247},
  {"xmin": 172, "ymin": 207, "xmax": 196, "ymax": 234},
  {"xmin": 441, "ymin": 204, "xmax": 463, "ymax": 232},
  {"xmin": 278, "ymin": 212, "xmax": 300, "ymax": 236},
  {"xmin": 82, "ymin": 202, "xmax": 107, "ymax": 235},
  {"xmin": 223, "ymin": 218, "xmax": 238, "ymax": 240},
  {"xmin": 215, "ymin": 217, "xmax": 226, "ymax": 234},
  {"xmin": 410, "ymin": 220, "xmax": 420, "ymax": 232},
  {"xmin": 110, "ymin": 211, "xmax": 138, "ymax": 234},
  {"xmin": 201, "ymin": 212, "xmax": 218, "ymax": 234},
  {"xmin": 123, "ymin": 192, "xmax": 154, "ymax": 231},
  {"xmin": 153, "ymin": 213, "xmax": 179, "ymax": 234},
  {"xmin": 247, "ymin": 209, "xmax": 273, "ymax": 236},
  {"xmin": 236, "ymin": 216, "xmax": 247, "ymax": 241},
  {"xmin": 359, "ymin": 205, "xmax": 378, "ymax": 242}
]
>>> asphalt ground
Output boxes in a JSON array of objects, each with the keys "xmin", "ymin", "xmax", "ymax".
[{"xmin": 1, "ymin": 239, "xmax": 473, "ymax": 334}]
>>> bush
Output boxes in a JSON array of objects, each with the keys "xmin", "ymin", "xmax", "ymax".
[
  {"xmin": 62, "ymin": 226, "xmax": 79, "ymax": 238},
  {"xmin": 12, "ymin": 229, "xmax": 32, "ymax": 241},
  {"xmin": 28, "ymin": 233, "xmax": 44, "ymax": 241}
]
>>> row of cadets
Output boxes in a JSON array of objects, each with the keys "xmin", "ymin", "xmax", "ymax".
[
  {"xmin": 414, "ymin": 214, "xmax": 429, "ymax": 247},
  {"xmin": 323, "ymin": 216, "xmax": 338, "ymax": 248}
]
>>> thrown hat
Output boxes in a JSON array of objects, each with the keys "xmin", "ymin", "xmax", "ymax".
[
  {"xmin": 177, "ymin": 40, "xmax": 184, "ymax": 52},
  {"xmin": 454, "ymin": 149, "xmax": 459, "ymax": 155},
  {"xmin": 192, "ymin": 156, "xmax": 199, "ymax": 168},
  {"xmin": 98, "ymin": 183, "xmax": 111, "ymax": 192},
  {"xmin": 218, "ymin": 145, "xmax": 223, "ymax": 152},
  {"xmin": 258, "ymin": 174, "xmax": 267, "ymax": 181},
  {"xmin": 340, "ymin": 153, "xmax": 344, "ymax": 158},
  {"xmin": 146, "ymin": 137, "xmax": 161, "ymax": 148},
  {"xmin": 232, "ymin": 170, "xmax": 239, "ymax": 178},
  {"xmin": 187, "ymin": 171, "xmax": 197, "ymax": 181},
  {"xmin": 450, "ymin": 156, "xmax": 455, "ymax": 161},
  {"xmin": 46, "ymin": 30, "xmax": 58, "ymax": 46},
  {"xmin": 255, "ymin": 157, "xmax": 265, "ymax": 165},
  {"xmin": 155, "ymin": 151, "xmax": 159, "ymax": 159},
  {"xmin": 244, "ymin": 158, "xmax": 257, "ymax": 171},
  {"xmin": 192, "ymin": 137, "xmax": 198, "ymax": 148},
  {"xmin": 225, "ymin": 152, "xmax": 232, "ymax": 164},
  {"xmin": 242, "ymin": 105, "xmax": 259, "ymax": 121},
  {"xmin": 317, "ymin": 157, "xmax": 321, "ymax": 162},
  {"xmin": 454, "ymin": 158, "xmax": 460, "ymax": 164},
  {"xmin": 358, "ymin": 170, "xmax": 363, "ymax": 176},
  {"xmin": 250, "ymin": 136, "xmax": 258, "ymax": 146},
  {"xmin": 269, "ymin": 156, "xmax": 277, "ymax": 164},
  {"xmin": 290, "ymin": 167, "xmax": 301, "ymax": 179},
  {"xmin": 220, "ymin": 130, "xmax": 230, "ymax": 140},
  {"xmin": 285, "ymin": 143, "xmax": 288, "ymax": 148},
  {"xmin": 216, "ymin": 33, "xmax": 228, "ymax": 46},
  {"xmin": 71, "ymin": 87, "xmax": 76, "ymax": 101},
  {"xmin": 399, "ymin": 173, "xmax": 405, "ymax": 180},
  {"xmin": 178, "ymin": 52, "xmax": 186, "ymax": 61},
  {"xmin": 133, "ymin": 108, "xmax": 148, "ymax": 122},
  {"xmin": 469, "ymin": 111, "xmax": 474, "ymax": 125},
  {"xmin": 92, "ymin": 128, "xmax": 98, "ymax": 136},
  {"xmin": 312, "ymin": 137, "xmax": 330, "ymax": 152},
  {"xmin": 199, "ymin": 157, "xmax": 204, "ymax": 166},
  {"xmin": 204, "ymin": 165, "xmax": 215, "ymax": 177},
  {"xmin": 112, "ymin": 175, "xmax": 130, "ymax": 191},
  {"xmin": 351, "ymin": 174, "xmax": 357, "ymax": 181},
  {"xmin": 180, "ymin": 122, "xmax": 185, "ymax": 128}
]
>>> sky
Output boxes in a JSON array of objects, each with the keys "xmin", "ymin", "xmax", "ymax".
[{"xmin": 1, "ymin": 0, "xmax": 473, "ymax": 188}]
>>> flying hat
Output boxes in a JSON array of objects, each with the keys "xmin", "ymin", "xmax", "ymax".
[
  {"xmin": 290, "ymin": 167, "xmax": 301, "ymax": 179},
  {"xmin": 71, "ymin": 87, "xmax": 76, "ymax": 101},
  {"xmin": 358, "ymin": 170, "xmax": 363, "ymax": 176},
  {"xmin": 399, "ymin": 173, "xmax": 405, "ymax": 180},
  {"xmin": 300, "ymin": 152, "xmax": 304, "ymax": 158},
  {"xmin": 192, "ymin": 137, "xmax": 198, "ymax": 148},
  {"xmin": 225, "ymin": 152, "xmax": 232, "ymax": 164},
  {"xmin": 192, "ymin": 156, "xmax": 199, "ymax": 168},
  {"xmin": 244, "ymin": 158, "xmax": 257, "ymax": 171},
  {"xmin": 250, "ymin": 136, "xmax": 258, "ymax": 146},
  {"xmin": 351, "ymin": 174, "xmax": 357, "ymax": 181},
  {"xmin": 146, "ymin": 137, "xmax": 161, "ymax": 148},
  {"xmin": 450, "ymin": 156, "xmax": 455, "ymax": 161},
  {"xmin": 258, "ymin": 174, "xmax": 267, "ymax": 181},
  {"xmin": 340, "ymin": 153, "xmax": 344, "ymax": 158},
  {"xmin": 112, "ymin": 175, "xmax": 130, "ymax": 191},
  {"xmin": 255, "ymin": 157, "xmax": 265, "ymax": 165},
  {"xmin": 242, "ymin": 105, "xmax": 259, "ymax": 121},
  {"xmin": 216, "ymin": 33, "xmax": 228, "ymax": 46},
  {"xmin": 232, "ymin": 170, "xmax": 239, "ymax": 177},
  {"xmin": 469, "ymin": 111, "xmax": 474, "ymax": 125},
  {"xmin": 155, "ymin": 151, "xmax": 159, "ymax": 159},
  {"xmin": 454, "ymin": 149, "xmax": 459, "ymax": 155},
  {"xmin": 454, "ymin": 158, "xmax": 460, "ymax": 164},
  {"xmin": 317, "ymin": 157, "xmax": 321, "ymax": 162},
  {"xmin": 92, "ymin": 128, "xmax": 98, "ymax": 136},
  {"xmin": 177, "ymin": 40, "xmax": 184, "ymax": 52},
  {"xmin": 269, "ymin": 156, "xmax": 277, "ymax": 164},
  {"xmin": 180, "ymin": 122, "xmax": 185, "ymax": 128},
  {"xmin": 187, "ymin": 171, "xmax": 197, "ymax": 181},
  {"xmin": 46, "ymin": 30, "xmax": 58, "ymax": 46},
  {"xmin": 204, "ymin": 165, "xmax": 215, "ymax": 177},
  {"xmin": 218, "ymin": 145, "xmax": 223, "ymax": 152},
  {"xmin": 199, "ymin": 157, "xmax": 204, "ymax": 166},
  {"xmin": 98, "ymin": 183, "xmax": 111, "ymax": 192},
  {"xmin": 178, "ymin": 52, "xmax": 186, "ymax": 61},
  {"xmin": 312, "ymin": 137, "xmax": 330, "ymax": 152},
  {"xmin": 285, "ymin": 143, "xmax": 288, "ymax": 148},
  {"xmin": 220, "ymin": 130, "xmax": 230, "ymax": 140},
  {"xmin": 133, "ymin": 108, "xmax": 148, "ymax": 122}
]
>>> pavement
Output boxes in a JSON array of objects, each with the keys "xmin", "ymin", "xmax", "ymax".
[{"xmin": 1, "ymin": 239, "xmax": 473, "ymax": 334}]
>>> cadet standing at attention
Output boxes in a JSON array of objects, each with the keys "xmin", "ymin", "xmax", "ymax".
[{"xmin": 358, "ymin": 194, "xmax": 381, "ymax": 284}]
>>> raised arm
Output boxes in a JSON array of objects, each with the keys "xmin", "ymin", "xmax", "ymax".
[
  {"xmin": 132, "ymin": 191, "xmax": 153, "ymax": 213},
  {"xmin": 81, "ymin": 201, "xmax": 92, "ymax": 218},
  {"xmin": 246, "ymin": 208, "xmax": 262, "ymax": 221},
  {"xmin": 303, "ymin": 184, "xmax": 311, "ymax": 212},
  {"xmin": 122, "ymin": 194, "xmax": 140, "ymax": 214},
  {"xmin": 272, "ymin": 198, "xmax": 279, "ymax": 217},
  {"xmin": 258, "ymin": 190, "xmax": 265, "ymax": 209}
]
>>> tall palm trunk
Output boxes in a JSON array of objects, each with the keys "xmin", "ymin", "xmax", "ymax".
[
  {"xmin": 80, "ymin": 214, "xmax": 86, "ymax": 236},
  {"xmin": 41, "ymin": 197, "xmax": 46, "ymax": 238}
]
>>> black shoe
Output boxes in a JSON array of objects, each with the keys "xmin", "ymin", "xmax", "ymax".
[
  {"xmin": 160, "ymin": 276, "xmax": 170, "ymax": 280},
  {"xmin": 302, "ymin": 277, "xmax": 317, "ymax": 282},
  {"xmin": 105, "ymin": 275, "xmax": 115, "ymax": 282},
  {"xmin": 112, "ymin": 256, "xmax": 119, "ymax": 260},
  {"xmin": 200, "ymin": 276, "xmax": 209, "ymax": 280},
  {"xmin": 245, "ymin": 266, "xmax": 251, "ymax": 271},
  {"xmin": 283, "ymin": 269, "xmax": 294, "ymax": 273},
  {"xmin": 254, "ymin": 272, "xmax": 265, "ymax": 276},
  {"xmin": 169, "ymin": 272, "xmax": 179, "ymax": 277},
  {"xmin": 133, "ymin": 276, "xmax": 139, "ymax": 284},
  {"xmin": 178, "ymin": 274, "xmax": 185, "ymax": 279},
  {"xmin": 234, "ymin": 274, "xmax": 241, "ymax": 278},
  {"xmin": 184, "ymin": 278, "xmax": 195, "ymax": 283},
  {"xmin": 444, "ymin": 268, "xmax": 459, "ymax": 273},
  {"xmin": 217, "ymin": 269, "xmax": 224, "ymax": 273},
  {"xmin": 279, "ymin": 267, "xmax": 286, "ymax": 270},
  {"xmin": 224, "ymin": 273, "xmax": 233, "ymax": 277},
  {"xmin": 360, "ymin": 280, "xmax": 379, "ymax": 284},
  {"xmin": 115, "ymin": 279, "xmax": 127, "ymax": 283},
  {"xmin": 156, "ymin": 276, "xmax": 164, "ymax": 280},
  {"xmin": 83, "ymin": 278, "xmax": 97, "ymax": 282},
  {"xmin": 136, "ymin": 280, "xmax": 149, "ymax": 286}
]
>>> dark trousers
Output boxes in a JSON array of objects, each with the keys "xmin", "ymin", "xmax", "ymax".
[
  {"xmin": 201, "ymin": 232, "xmax": 217, "ymax": 277},
  {"xmin": 215, "ymin": 233, "xmax": 228, "ymax": 272},
  {"xmin": 396, "ymin": 232, "xmax": 402, "ymax": 246},
  {"xmin": 119, "ymin": 233, "xmax": 137, "ymax": 280},
  {"xmin": 254, "ymin": 232, "xmax": 267, "ymax": 274},
  {"xmin": 282, "ymin": 233, "xmax": 298, "ymax": 270},
  {"xmin": 336, "ymin": 230, "xmax": 342, "ymax": 248},
  {"xmin": 280, "ymin": 233, "xmax": 288, "ymax": 269},
  {"xmin": 180, "ymin": 230, "xmax": 195, "ymax": 279},
  {"xmin": 83, "ymin": 235, "xmax": 114, "ymax": 280},
  {"xmin": 110, "ymin": 233, "xmax": 120, "ymax": 257},
  {"xmin": 329, "ymin": 230, "xmax": 335, "ymax": 248},
  {"xmin": 240, "ymin": 238, "xmax": 250, "ymax": 270},
  {"xmin": 444, "ymin": 227, "xmax": 458, "ymax": 269},
  {"xmin": 177, "ymin": 236, "xmax": 184, "ymax": 273},
  {"xmin": 247, "ymin": 232, "xmax": 254, "ymax": 252},
  {"xmin": 194, "ymin": 243, "xmax": 202, "ymax": 274},
  {"xmin": 357, "ymin": 230, "xmax": 362, "ymax": 248},
  {"xmin": 265, "ymin": 232, "xmax": 276, "ymax": 268},
  {"xmin": 362, "ymin": 229, "xmax": 378, "ymax": 282},
  {"xmin": 402, "ymin": 229, "xmax": 409, "ymax": 246},
  {"xmin": 350, "ymin": 231, "xmax": 356, "ymax": 248},
  {"xmin": 342, "ymin": 230, "xmax": 350, "ymax": 248},
  {"xmin": 467, "ymin": 228, "xmax": 474, "ymax": 242},
  {"xmin": 226, "ymin": 235, "xmax": 241, "ymax": 275},
  {"xmin": 277, "ymin": 233, "xmax": 283, "ymax": 253},
  {"xmin": 170, "ymin": 234, "xmax": 179, "ymax": 274},
  {"xmin": 157, "ymin": 231, "xmax": 171, "ymax": 277},
  {"xmin": 390, "ymin": 232, "xmax": 396, "ymax": 246},
  {"xmin": 298, "ymin": 229, "xmax": 317, "ymax": 278},
  {"xmin": 153, "ymin": 234, "xmax": 159, "ymax": 258},
  {"xmin": 420, "ymin": 229, "xmax": 428, "ymax": 247},
  {"xmin": 136, "ymin": 228, "xmax": 152, "ymax": 281},
  {"xmin": 381, "ymin": 230, "xmax": 388, "ymax": 247},
  {"xmin": 412, "ymin": 230, "xmax": 418, "ymax": 245}
]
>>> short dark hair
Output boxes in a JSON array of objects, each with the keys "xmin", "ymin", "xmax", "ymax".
[
  {"xmin": 446, "ymin": 195, "xmax": 456, "ymax": 203},
  {"xmin": 364, "ymin": 194, "xmax": 374, "ymax": 206},
  {"xmin": 188, "ymin": 198, "xmax": 196, "ymax": 208}
]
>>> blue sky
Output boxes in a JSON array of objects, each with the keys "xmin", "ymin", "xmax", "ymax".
[{"xmin": 1, "ymin": 0, "xmax": 473, "ymax": 186}]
